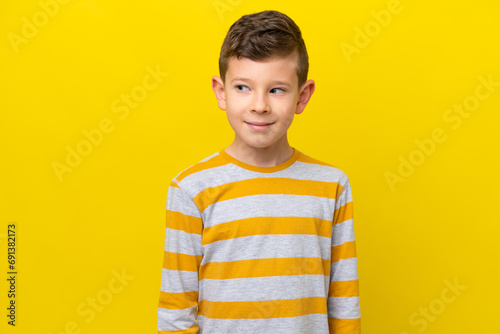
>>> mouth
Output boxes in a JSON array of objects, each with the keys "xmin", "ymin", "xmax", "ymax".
[
  {"xmin": 245, "ymin": 121, "xmax": 275, "ymax": 131},
  {"xmin": 245, "ymin": 121, "xmax": 275, "ymax": 126}
]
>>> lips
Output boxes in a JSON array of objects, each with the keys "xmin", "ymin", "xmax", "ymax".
[
  {"xmin": 245, "ymin": 121, "xmax": 275, "ymax": 132},
  {"xmin": 245, "ymin": 121, "xmax": 275, "ymax": 126}
]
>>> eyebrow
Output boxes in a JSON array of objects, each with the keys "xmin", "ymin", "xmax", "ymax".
[{"xmin": 230, "ymin": 77, "xmax": 291, "ymax": 87}]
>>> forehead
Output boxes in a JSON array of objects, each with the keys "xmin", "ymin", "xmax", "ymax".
[{"xmin": 226, "ymin": 51, "xmax": 299, "ymax": 86}]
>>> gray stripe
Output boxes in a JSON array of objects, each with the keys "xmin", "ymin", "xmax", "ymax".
[
  {"xmin": 199, "ymin": 275, "xmax": 328, "ymax": 302},
  {"xmin": 331, "ymin": 258, "xmax": 359, "ymax": 281},
  {"xmin": 203, "ymin": 194, "xmax": 335, "ymax": 227},
  {"xmin": 202, "ymin": 234, "xmax": 331, "ymax": 263},
  {"xmin": 198, "ymin": 152, "xmax": 220, "ymax": 163},
  {"xmin": 327, "ymin": 296, "xmax": 361, "ymax": 318},
  {"xmin": 167, "ymin": 186, "xmax": 202, "ymax": 217},
  {"xmin": 293, "ymin": 160, "xmax": 346, "ymax": 182},
  {"xmin": 160, "ymin": 268, "xmax": 198, "ymax": 293},
  {"xmin": 337, "ymin": 187, "xmax": 353, "ymax": 203},
  {"xmin": 332, "ymin": 218, "xmax": 355, "ymax": 246},
  {"xmin": 198, "ymin": 313, "xmax": 330, "ymax": 334},
  {"xmin": 157, "ymin": 305, "xmax": 198, "ymax": 331},
  {"xmin": 165, "ymin": 228, "xmax": 202, "ymax": 256}
]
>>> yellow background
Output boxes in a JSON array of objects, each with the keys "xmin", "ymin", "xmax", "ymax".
[{"xmin": 1, "ymin": 0, "xmax": 499, "ymax": 333}]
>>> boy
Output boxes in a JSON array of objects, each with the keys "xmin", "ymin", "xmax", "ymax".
[{"xmin": 157, "ymin": 10, "xmax": 360, "ymax": 334}]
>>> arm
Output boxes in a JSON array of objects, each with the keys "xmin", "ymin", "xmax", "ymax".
[
  {"xmin": 328, "ymin": 175, "xmax": 361, "ymax": 334},
  {"xmin": 158, "ymin": 181, "xmax": 203, "ymax": 333}
]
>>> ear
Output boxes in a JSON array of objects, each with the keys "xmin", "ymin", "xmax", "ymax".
[
  {"xmin": 295, "ymin": 79, "xmax": 315, "ymax": 115},
  {"xmin": 212, "ymin": 75, "xmax": 226, "ymax": 110}
]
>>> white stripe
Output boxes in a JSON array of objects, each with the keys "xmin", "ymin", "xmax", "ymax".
[
  {"xmin": 167, "ymin": 186, "xmax": 202, "ymax": 217},
  {"xmin": 327, "ymin": 296, "xmax": 361, "ymax": 318},
  {"xmin": 157, "ymin": 305, "xmax": 198, "ymax": 331},
  {"xmin": 165, "ymin": 228, "xmax": 202, "ymax": 256},
  {"xmin": 331, "ymin": 258, "xmax": 359, "ymax": 281},
  {"xmin": 160, "ymin": 268, "xmax": 198, "ymax": 293},
  {"xmin": 202, "ymin": 234, "xmax": 330, "ymax": 262},
  {"xmin": 337, "ymin": 186, "xmax": 352, "ymax": 204},
  {"xmin": 199, "ymin": 152, "xmax": 220, "ymax": 163},
  {"xmin": 199, "ymin": 275, "xmax": 328, "ymax": 302},
  {"xmin": 198, "ymin": 313, "xmax": 330, "ymax": 334},
  {"xmin": 332, "ymin": 218, "xmax": 355, "ymax": 246},
  {"xmin": 203, "ymin": 194, "xmax": 335, "ymax": 227}
]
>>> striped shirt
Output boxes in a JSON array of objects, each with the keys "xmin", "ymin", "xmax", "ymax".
[{"xmin": 158, "ymin": 147, "xmax": 361, "ymax": 333}]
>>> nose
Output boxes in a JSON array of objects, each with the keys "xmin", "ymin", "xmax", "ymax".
[{"xmin": 251, "ymin": 91, "xmax": 270, "ymax": 114}]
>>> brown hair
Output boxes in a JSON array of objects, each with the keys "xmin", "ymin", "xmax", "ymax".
[{"xmin": 218, "ymin": 10, "xmax": 309, "ymax": 90}]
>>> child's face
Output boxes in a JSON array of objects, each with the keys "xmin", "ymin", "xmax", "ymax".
[{"xmin": 212, "ymin": 51, "xmax": 314, "ymax": 153}]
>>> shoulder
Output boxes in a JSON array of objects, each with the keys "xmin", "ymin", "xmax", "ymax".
[
  {"xmin": 295, "ymin": 150, "xmax": 350, "ymax": 185},
  {"xmin": 169, "ymin": 151, "xmax": 231, "ymax": 197}
]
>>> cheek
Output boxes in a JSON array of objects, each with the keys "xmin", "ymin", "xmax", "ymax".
[
  {"xmin": 225, "ymin": 99, "xmax": 242, "ymax": 117},
  {"xmin": 281, "ymin": 110, "xmax": 296, "ymax": 124},
  {"xmin": 225, "ymin": 109, "xmax": 242, "ymax": 129},
  {"xmin": 276, "ymin": 112, "xmax": 296, "ymax": 132}
]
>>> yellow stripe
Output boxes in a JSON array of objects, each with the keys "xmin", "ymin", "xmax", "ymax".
[
  {"xmin": 199, "ymin": 257, "xmax": 330, "ymax": 279},
  {"xmin": 169, "ymin": 180, "xmax": 181, "ymax": 188},
  {"xmin": 202, "ymin": 216, "xmax": 332, "ymax": 245},
  {"xmin": 328, "ymin": 317, "xmax": 361, "ymax": 334},
  {"xmin": 199, "ymin": 296, "xmax": 327, "ymax": 319},
  {"xmin": 163, "ymin": 251, "xmax": 203, "ymax": 272},
  {"xmin": 193, "ymin": 178, "xmax": 339, "ymax": 212},
  {"xmin": 329, "ymin": 280, "xmax": 360, "ymax": 297},
  {"xmin": 158, "ymin": 324, "xmax": 199, "ymax": 334},
  {"xmin": 335, "ymin": 182, "xmax": 345, "ymax": 198},
  {"xmin": 331, "ymin": 241, "xmax": 357, "ymax": 263},
  {"xmin": 167, "ymin": 210, "xmax": 203, "ymax": 235},
  {"xmin": 296, "ymin": 153, "xmax": 336, "ymax": 168},
  {"xmin": 333, "ymin": 201, "xmax": 353, "ymax": 225},
  {"xmin": 175, "ymin": 155, "xmax": 229, "ymax": 183},
  {"xmin": 158, "ymin": 290, "xmax": 198, "ymax": 310}
]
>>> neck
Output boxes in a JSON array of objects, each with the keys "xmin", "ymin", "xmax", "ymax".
[{"xmin": 224, "ymin": 141, "xmax": 294, "ymax": 168}]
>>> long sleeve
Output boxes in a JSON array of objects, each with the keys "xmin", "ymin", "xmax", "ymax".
[
  {"xmin": 328, "ymin": 175, "xmax": 361, "ymax": 333},
  {"xmin": 158, "ymin": 181, "xmax": 204, "ymax": 333}
]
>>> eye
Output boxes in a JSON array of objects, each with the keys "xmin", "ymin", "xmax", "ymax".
[
  {"xmin": 270, "ymin": 88, "xmax": 285, "ymax": 94},
  {"xmin": 236, "ymin": 85, "xmax": 249, "ymax": 92}
]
